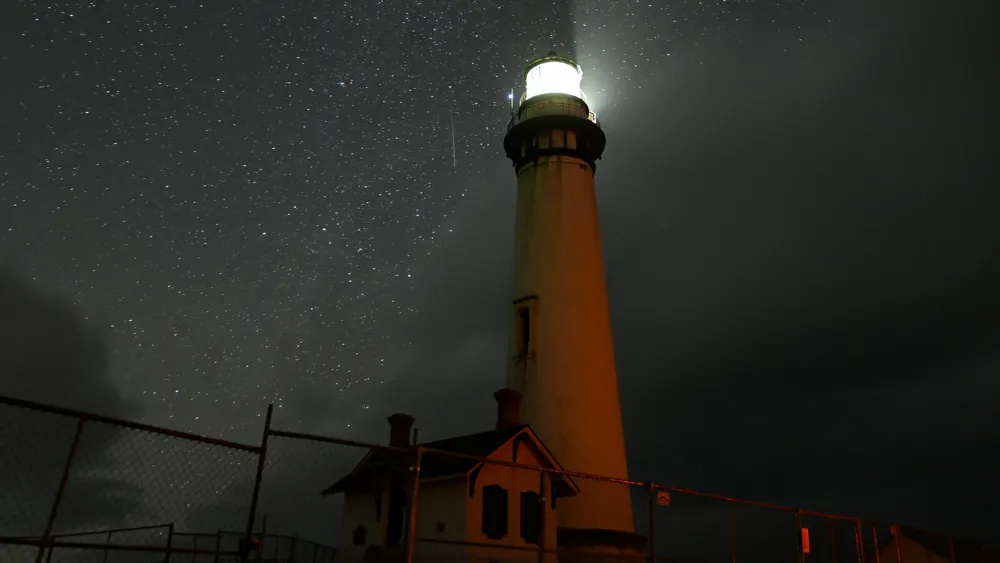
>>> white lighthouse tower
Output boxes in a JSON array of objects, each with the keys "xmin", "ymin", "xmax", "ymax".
[{"xmin": 503, "ymin": 52, "xmax": 645, "ymax": 559}]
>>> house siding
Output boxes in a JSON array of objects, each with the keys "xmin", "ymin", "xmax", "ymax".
[
  {"xmin": 464, "ymin": 438, "xmax": 559, "ymax": 563},
  {"xmin": 340, "ymin": 485, "xmax": 387, "ymax": 563},
  {"xmin": 413, "ymin": 479, "xmax": 468, "ymax": 561}
]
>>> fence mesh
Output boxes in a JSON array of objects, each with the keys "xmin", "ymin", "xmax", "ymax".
[
  {"xmin": 168, "ymin": 531, "xmax": 338, "ymax": 563},
  {"xmin": 50, "ymin": 421, "xmax": 257, "ymax": 538},
  {"xmin": 254, "ymin": 433, "xmax": 370, "ymax": 545},
  {"xmin": 796, "ymin": 514, "xmax": 863, "ymax": 563},
  {"xmin": 0, "ymin": 397, "xmax": 268, "ymax": 563},
  {"xmin": 650, "ymin": 492, "xmax": 797, "ymax": 563},
  {"xmin": 171, "ymin": 532, "xmax": 230, "ymax": 562}
]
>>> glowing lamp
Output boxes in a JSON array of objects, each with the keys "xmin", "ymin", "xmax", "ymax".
[{"xmin": 524, "ymin": 52, "xmax": 587, "ymax": 103}]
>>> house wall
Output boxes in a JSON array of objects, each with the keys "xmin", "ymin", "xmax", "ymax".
[
  {"xmin": 340, "ymin": 479, "xmax": 469, "ymax": 563},
  {"xmin": 879, "ymin": 537, "xmax": 953, "ymax": 563},
  {"xmin": 464, "ymin": 438, "xmax": 559, "ymax": 563},
  {"xmin": 339, "ymin": 484, "xmax": 388, "ymax": 563},
  {"xmin": 413, "ymin": 479, "xmax": 468, "ymax": 562}
]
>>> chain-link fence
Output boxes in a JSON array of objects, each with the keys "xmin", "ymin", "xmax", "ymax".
[
  {"xmin": 3, "ymin": 393, "xmax": 994, "ymax": 563},
  {"xmin": 259, "ymin": 426, "xmax": 996, "ymax": 563}
]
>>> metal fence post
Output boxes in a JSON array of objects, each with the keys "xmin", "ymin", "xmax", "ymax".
[
  {"xmin": 729, "ymin": 504, "xmax": 737, "ymax": 563},
  {"xmin": 36, "ymin": 418, "xmax": 86, "ymax": 563},
  {"xmin": 647, "ymin": 482, "xmax": 656, "ymax": 563},
  {"xmin": 102, "ymin": 530, "xmax": 112, "ymax": 563},
  {"xmin": 872, "ymin": 524, "xmax": 881, "ymax": 563},
  {"xmin": 243, "ymin": 404, "xmax": 273, "ymax": 563},
  {"xmin": 893, "ymin": 524, "xmax": 903, "ymax": 563},
  {"xmin": 44, "ymin": 536, "xmax": 56, "ymax": 563},
  {"xmin": 794, "ymin": 509, "xmax": 804, "ymax": 563},
  {"xmin": 536, "ymin": 472, "xmax": 546, "ymax": 563},
  {"xmin": 44, "ymin": 537, "xmax": 56, "ymax": 563},
  {"xmin": 947, "ymin": 534, "xmax": 957, "ymax": 563},
  {"xmin": 405, "ymin": 446, "xmax": 424, "ymax": 563},
  {"xmin": 214, "ymin": 531, "xmax": 222, "ymax": 563},
  {"xmin": 855, "ymin": 519, "xmax": 864, "ymax": 563},
  {"xmin": 830, "ymin": 518, "xmax": 838, "ymax": 563},
  {"xmin": 165, "ymin": 522, "xmax": 174, "ymax": 563}
]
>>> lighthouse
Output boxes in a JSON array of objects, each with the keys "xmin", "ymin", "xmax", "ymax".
[{"xmin": 503, "ymin": 52, "xmax": 644, "ymax": 557}]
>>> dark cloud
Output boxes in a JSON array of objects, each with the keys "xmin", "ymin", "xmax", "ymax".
[
  {"xmin": 0, "ymin": 266, "xmax": 145, "ymax": 538},
  {"xmin": 0, "ymin": 266, "xmax": 138, "ymax": 417},
  {"xmin": 605, "ymin": 5, "xmax": 998, "ymax": 540},
  {"xmin": 387, "ymin": 0, "xmax": 999, "ymax": 547}
]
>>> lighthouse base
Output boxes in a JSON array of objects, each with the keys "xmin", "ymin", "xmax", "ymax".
[{"xmin": 556, "ymin": 528, "xmax": 648, "ymax": 563}]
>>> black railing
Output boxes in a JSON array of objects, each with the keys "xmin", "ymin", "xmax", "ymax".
[{"xmin": 506, "ymin": 103, "xmax": 600, "ymax": 132}]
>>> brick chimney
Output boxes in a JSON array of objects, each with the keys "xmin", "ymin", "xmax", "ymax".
[
  {"xmin": 387, "ymin": 413, "xmax": 415, "ymax": 447},
  {"xmin": 493, "ymin": 388, "xmax": 523, "ymax": 430}
]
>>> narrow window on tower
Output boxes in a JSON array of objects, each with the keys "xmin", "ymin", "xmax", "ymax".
[{"xmin": 516, "ymin": 306, "xmax": 531, "ymax": 360}]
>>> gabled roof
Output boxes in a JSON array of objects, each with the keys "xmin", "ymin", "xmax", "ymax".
[
  {"xmin": 321, "ymin": 448, "xmax": 411, "ymax": 495},
  {"xmin": 419, "ymin": 424, "xmax": 533, "ymax": 478},
  {"xmin": 321, "ymin": 424, "xmax": 579, "ymax": 498}
]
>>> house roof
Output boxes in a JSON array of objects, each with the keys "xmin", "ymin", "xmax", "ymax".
[
  {"xmin": 418, "ymin": 424, "xmax": 529, "ymax": 478},
  {"xmin": 873, "ymin": 526, "xmax": 997, "ymax": 563},
  {"xmin": 321, "ymin": 424, "xmax": 579, "ymax": 497}
]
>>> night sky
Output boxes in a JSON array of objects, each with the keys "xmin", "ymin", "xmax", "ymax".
[{"xmin": 1, "ymin": 0, "xmax": 997, "ymax": 551}]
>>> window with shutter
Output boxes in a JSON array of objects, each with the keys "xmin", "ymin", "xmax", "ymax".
[
  {"xmin": 520, "ymin": 491, "xmax": 542, "ymax": 544},
  {"xmin": 352, "ymin": 525, "xmax": 367, "ymax": 546},
  {"xmin": 481, "ymin": 484, "xmax": 509, "ymax": 540}
]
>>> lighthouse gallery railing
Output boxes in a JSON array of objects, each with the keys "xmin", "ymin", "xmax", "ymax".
[{"xmin": 506, "ymin": 102, "xmax": 601, "ymax": 133}]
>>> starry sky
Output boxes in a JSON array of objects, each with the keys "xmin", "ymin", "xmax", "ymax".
[{"xmin": 1, "ymin": 0, "xmax": 997, "ymax": 552}]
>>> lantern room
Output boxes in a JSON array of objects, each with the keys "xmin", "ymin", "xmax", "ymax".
[{"xmin": 523, "ymin": 52, "xmax": 588, "ymax": 103}]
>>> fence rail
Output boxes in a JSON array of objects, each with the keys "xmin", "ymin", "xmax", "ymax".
[{"xmin": 0, "ymin": 393, "xmax": 992, "ymax": 563}]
